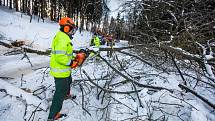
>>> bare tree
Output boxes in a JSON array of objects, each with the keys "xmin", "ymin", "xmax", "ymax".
[
  {"xmin": 14, "ymin": 0, "xmax": 19, "ymax": 11},
  {"xmin": 9, "ymin": 0, "xmax": 12, "ymax": 9}
]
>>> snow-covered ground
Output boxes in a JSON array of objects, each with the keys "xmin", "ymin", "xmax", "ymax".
[
  {"xmin": 0, "ymin": 6, "xmax": 214, "ymax": 121},
  {"xmin": 0, "ymin": 6, "xmax": 97, "ymax": 121}
]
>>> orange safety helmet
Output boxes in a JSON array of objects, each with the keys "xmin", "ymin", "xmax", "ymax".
[{"xmin": 59, "ymin": 17, "xmax": 75, "ymax": 33}]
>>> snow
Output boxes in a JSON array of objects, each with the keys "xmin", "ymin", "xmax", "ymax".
[
  {"xmin": 0, "ymin": 7, "xmax": 57, "ymax": 49},
  {"xmin": 188, "ymin": 100, "xmax": 214, "ymax": 121},
  {"xmin": 0, "ymin": 79, "xmax": 47, "ymax": 110},
  {"xmin": 0, "ymin": 6, "xmax": 91, "ymax": 50},
  {"xmin": 0, "ymin": 6, "xmax": 96, "ymax": 121},
  {"xmin": 0, "ymin": 6, "xmax": 214, "ymax": 121},
  {"xmin": 205, "ymin": 54, "xmax": 214, "ymax": 60},
  {"xmin": 0, "ymin": 53, "xmax": 49, "ymax": 78}
]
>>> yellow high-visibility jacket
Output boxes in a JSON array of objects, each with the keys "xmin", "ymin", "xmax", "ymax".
[
  {"xmin": 50, "ymin": 31, "xmax": 74, "ymax": 78},
  {"xmin": 94, "ymin": 36, "xmax": 100, "ymax": 47}
]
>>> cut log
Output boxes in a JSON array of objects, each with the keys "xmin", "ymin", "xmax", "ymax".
[{"xmin": 11, "ymin": 40, "xmax": 25, "ymax": 47}]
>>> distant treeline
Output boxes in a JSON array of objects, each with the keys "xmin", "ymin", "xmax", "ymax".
[{"xmin": 0, "ymin": 0, "xmax": 110, "ymax": 31}]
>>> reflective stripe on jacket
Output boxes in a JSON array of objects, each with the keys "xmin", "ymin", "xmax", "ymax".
[{"xmin": 50, "ymin": 31, "xmax": 74, "ymax": 78}]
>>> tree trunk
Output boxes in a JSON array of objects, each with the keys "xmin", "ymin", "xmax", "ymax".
[
  {"xmin": 27, "ymin": 0, "xmax": 30, "ymax": 15},
  {"xmin": 0, "ymin": 0, "xmax": 2, "ymax": 6},
  {"xmin": 25, "ymin": 0, "xmax": 27, "ymax": 13},
  {"xmin": 50, "ymin": 0, "xmax": 57, "ymax": 21},
  {"xmin": 29, "ymin": 0, "xmax": 33, "ymax": 23},
  {"xmin": 76, "ymin": 9, "xmax": 79, "ymax": 27},
  {"xmin": 9, "ymin": 0, "xmax": 12, "ymax": 9},
  {"xmin": 22, "ymin": 0, "xmax": 25, "ymax": 13},
  {"xmin": 53, "ymin": 0, "xmax": 56, "ymax": 21},
  {"xmin": 19, "ymin": 0, "xmax": 21, "ymax": 11},
  {"xmin": 40, "ymin": 0, "xmax": 44, "ymax": 22},
  {"xmin": 57, "ymin": 2, "xmax": 61, "ymax": 21},
  {"xmin": 14, "ymin": 0, "xmax": 19, "ymax": 11},
  {"xmin": 67, "ymin": 1, "xmax": 72, "ymax": 17},
  {"xmin": 50, "ymin": 1, "xmax": 54, "ymax": 21}
]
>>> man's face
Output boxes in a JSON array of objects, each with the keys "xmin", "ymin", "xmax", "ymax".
[
  {"xmin": 69, "ymin": 27, "xmax": 76, "ymax": 35},
  {"xmin": 68, "ymin": 27, "xmax": 77, "ymax": 39}
]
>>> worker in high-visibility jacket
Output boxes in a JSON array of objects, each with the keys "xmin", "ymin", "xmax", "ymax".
[
  {"xmin": 90, "ymin": 33, "xmax": 101, "ymax": 47},
  {"xmin": 94, "ymin": 35, "xmax": 101, "ymax": 47},
  {"xmin": 48, "ymin": 17, "xmax": 89, "ymax": 120}
]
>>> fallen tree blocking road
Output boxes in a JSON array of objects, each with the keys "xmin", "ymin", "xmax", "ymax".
[{"xmin": 0, "ymin": 39, "xmax": 144, "ymax": 55}]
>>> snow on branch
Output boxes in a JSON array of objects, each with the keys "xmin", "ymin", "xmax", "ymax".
[
  {"xmin": 21, "ymin": 45, "xmax": 51, "ymax": 55},
  {"xmin": 118, "ymin": 50, "xmax": 170, "ymax": 74},
  {"xmin": 118, "ymin": 51, "xmax": 152, "ymax": 66},
  {"xmin": 82, "ymin": 70, "xmax": 141, "ymax": 94},
  {"xmin": 178, "ymin": 84, "xmax": 215, "ymax": 109},
  {"xmin": 0, "ymin": 39, "xmax": 13, "ymax": 48},
  {"xmin": 0, "ymin": 79, "xmax": 48, "ymax": 110},
  {"xmin": 0, "ymin": 39, "xmax": 145, "ymax": 55},
  {"xmin": 97, "ymin": 54, "xmax": 173, "ymax": 93},
  {"xmin": 0, "ymin": 40, "xmax": 50, "ymax": 55},
  {"xmin": 162, "ymin": 45, "xmax": 202, "ymax": 62},
  {"xmin": 146, "ymin": 42, "xmax": 215, "ymax": 66},
  {"xmin": 196, "ymin": 42, "xmax": 215, "ymax": 80}
]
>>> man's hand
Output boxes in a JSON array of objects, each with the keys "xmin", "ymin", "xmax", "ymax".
[{"xmin": 71, "ymin": 60, "xmax": 78, "ymax": 68}]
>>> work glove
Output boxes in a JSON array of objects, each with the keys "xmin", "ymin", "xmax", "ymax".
[{"xmin": 70, "ymin": 52, "xmax": 87, "ymax": 68}]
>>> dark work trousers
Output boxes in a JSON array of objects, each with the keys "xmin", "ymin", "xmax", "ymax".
[{"xmin": 48, "ymin": 76, "xmax": 72, "ymax": 119}]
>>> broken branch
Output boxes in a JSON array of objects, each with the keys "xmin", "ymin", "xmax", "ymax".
[{"xmin": 178, "ymin": 84, "xmax": 215, "ymax": 109}]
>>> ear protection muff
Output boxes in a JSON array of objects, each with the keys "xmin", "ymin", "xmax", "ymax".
[{"xmin": 64, "ymin": 25, "xmax": 71, "ymax": 33}]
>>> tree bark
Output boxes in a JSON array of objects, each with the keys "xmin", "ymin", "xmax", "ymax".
[
  {"xmin": 38, "ymin": 0, "xmax": 44, "ymax": 22},
  {"xmin": 22, "ymin": 0, "xmax": 24, "ymax": 13},
  {"xmin": 50, "ymin": 0, "xmax": 55, "ymax": 21},
  {"xmin": 24, "ymin": 0, "xmax": 27, "ymax": 13},
  {"xmin": 53, "ymin": 0, "xmax": 56, "ymax": 21},
  {"xmin": 9, "ymin": 0, "xmax": 12, "ymax": 9},
  {"xmin": 15, "ymin": 0, "xmax": 19, "ymax": 11},
  {"xmin": 0, "ymin": 40, "xmax": 51, "ymax": 55},
  {"xmin": 27, "ymin": 0, "xmax": 30, "ymax": 15},
  {"xmin": 57, "ymin": 1, "xmax": 61, "ymax": 21}
]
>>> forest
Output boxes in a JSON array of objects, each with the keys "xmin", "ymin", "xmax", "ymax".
[{"xmin": 0, "ymin": 0, "xmax": 215, "ymax": 121}]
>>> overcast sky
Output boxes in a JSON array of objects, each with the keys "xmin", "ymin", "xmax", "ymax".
[{"xmin": 107, "ymin": 0, "xmax": 126, "ymax": 18}]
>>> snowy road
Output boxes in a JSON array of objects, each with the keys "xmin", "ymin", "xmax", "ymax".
[{"xmin": 0, "ymin": 47, "xmax": 49, "ymax": 79}]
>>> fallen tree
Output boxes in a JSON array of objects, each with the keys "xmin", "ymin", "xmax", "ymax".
[{"xmin": 178, "ymin": 84, "xmax": 215, "ymax": 109}]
